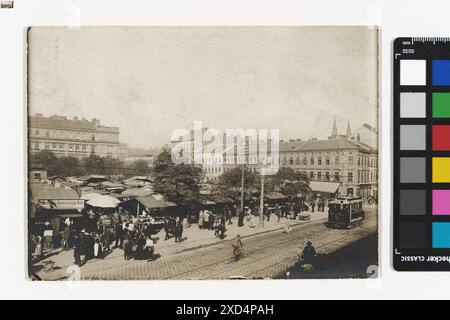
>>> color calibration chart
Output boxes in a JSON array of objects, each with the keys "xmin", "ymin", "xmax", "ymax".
[{"xmin": 394, "ymin": 38, "xmax": 450, "ymax": 271}]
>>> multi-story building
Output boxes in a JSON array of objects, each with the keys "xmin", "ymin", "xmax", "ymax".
[
  {"xmin": 28, "ymin": 114, "xmax": 121, "ymax": 159},
  {"xmin": 279, "ymin": 119, "xmax": 378, "ymax": 198}
]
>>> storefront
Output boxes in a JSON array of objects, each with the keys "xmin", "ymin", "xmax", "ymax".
[{"xmin": 29, "ymin": 183, "xmax": 85, "ymax": 248}]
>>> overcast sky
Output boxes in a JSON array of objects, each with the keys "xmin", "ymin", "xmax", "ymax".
[{"xmin": 28, "ymin": 27, "xmax": 378, "ymax": 148}]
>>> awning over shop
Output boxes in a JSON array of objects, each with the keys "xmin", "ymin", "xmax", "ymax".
[
  {"xmin": 121, "ymin": 187, "xmax": 153, "ymax": 197},
  {"xmin": 30, "ymin": 183, "xmax": 80, "ymax": 201},
  {"xmin": 29, "ymin": 183, "xmax": 84, "ymax": 218},
  {"xmin": 265, "ymin": 192, "xmax": 287, "ymax": 200},
  {"xmin": 135, "ymin": 195, "xmax": 177, "ymax": 209},
  {"xmin": 208, "ymin": 195, "xmax": 234, "ymax": 204},
  {"xmin": 309, "ymin": 181, "xmax": 341, "ymax": 194},
  {"xmin": 86, "ymin": 194, "xmax": 120, "ymax": 208}
]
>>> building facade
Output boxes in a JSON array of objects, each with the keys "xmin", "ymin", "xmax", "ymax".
[
  {"xmin": 29, "ymin": 114, "xmax": 121, "ymax": 159},
  {"xmin": 279, "ymin": 120, "xmax": 378, "ymax": 198}
]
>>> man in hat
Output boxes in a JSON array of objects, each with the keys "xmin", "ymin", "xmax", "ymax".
[{"xmin": 300, "ymin": 241, "xmax": 316, "ymax": 265}]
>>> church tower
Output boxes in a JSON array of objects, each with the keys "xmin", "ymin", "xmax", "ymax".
[
  {"xmin": 330, "ymin": 116, "xmax": 338, "ymax": 139},
  {"xmin": 346, "ymin": 121, "xmax": 352, "ymax": 138}
]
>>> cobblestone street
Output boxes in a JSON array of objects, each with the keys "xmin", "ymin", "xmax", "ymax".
[{"xmin": 34, "ymin": 205, "xmax": 377, "ymax": 280}]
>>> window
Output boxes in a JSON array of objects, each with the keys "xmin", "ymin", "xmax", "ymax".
[
  {"xmin": 289, "ymin": 157, "xmax": 293, "ymax": 165},
  {"xmin": 283, "ymin": 158, "xmax": 287, "ymax": 165},
  {"xmin": 335, "ymin": 172, "xmax": 339, "ymax": 181},
  {"xmin": 92, "ymin": 135, "xmax": 96, "ymax": 141},
  {"xmin": 310, "ymin": 157, "xmax": 314, "ymax": 165},
  {"xmin": 317, "ymin": 172, "xmax": 322, "ymax": 181},
  {"xmin": 348, "ymin": 172, "xmax": 353, "ymax": 182},
  {"xmin": 59, "ymin": 144, "xmax": 64, "ymax": 149},
  {"xmin": 45, "ymin": 130, "xmax": 50, "ymax": 138},
  {"xmin": 326, "ymin": 156, "xmax": 330, "ymax": 165},
  {"xmin": 34, "ymin": 143, "xmax": 39, "ymax": 149},
  {"xmin": 82, "ymin": 145, "xmax": 87, "ymax": 152},
  {"xmin": 318, "ymin": 157, "xmax": 322, "ymax": 165},
  {"xmin": 35, "ymin": 129, "xmax": 40, "ymax": 136},
  {"xmin": 69, "ymin": 144, "xmax": 73, "ymax": 151},
  {"xmin": 358, "ymin": 157, "xmax": 361, "ymax": 166},
  {"xmin": 335, "ymin": 156, "xmax": 340, "ymax": 165},
  {"xmin": 75, "ymin": 145, "xmax": 80, "ymax": 151},
  {"xmin": 325, "ymin": 172, "xmax": 330, "ymax": 181},
  {"xmin": 303, "ymin": 157, "xmax": 307, "ymax": 165},
  {"xmin": 310, "ymin": 171, "xmax": 314, "ymax": 180},
  {"xmin": 52, "ymin": 143, "xmax": 56, "ymax": 149},
  {"xmin": 296, "ymin": 157, "xmax": 300, "ymax": 165},
  {"xmin": 349, "ymin": 156, "xmax": 353, "ymax": 165},
  {"xmin": 45, "ymin": 144, "xmax": 49, "ymax": 150}
]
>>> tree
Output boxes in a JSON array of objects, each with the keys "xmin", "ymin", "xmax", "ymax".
[
  {"xmin": 267, "ymin": 167, "xmax": 310, "ymax": 198},
  {"xmin": 103, "ymin": 156, "xmax": 125, "ymax": 175},
  {"xmin": 215, "ymin": 166, "xmax": 259, "ymax": 201},
  {"xmin": 152, "ymin": 150, "xmax": 203, "ymax": 208},
  {"xmin": 53, "ymin": 156, "xmax": 81, "ymax": 177},
  {"xmin": 82, "ymin": 154, "xmax": 105, "ymax": 175},
  {"xmin": 29, "ymin": 150, "xmax": 58, "ymax": 175},
  {"xmin": 132, "ymin": 159, "xmax": 150, "ymax": 176}
]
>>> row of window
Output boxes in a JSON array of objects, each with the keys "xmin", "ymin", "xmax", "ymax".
[
  {"xmin": 282, "ymin": 155, "xmax": 376, "ymax": 167},
  {"xmin": 305, "ymin": 170, "xmax": 377, "ymax": 183},
  {"xmin": 32, "ymin": 142, "xmax": 117, "ymax": 154},
  {"xmin": 31, "ymin": 129, "xmax": 118, "ymax": 142}
]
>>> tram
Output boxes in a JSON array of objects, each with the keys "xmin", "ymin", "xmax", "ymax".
[{"xmin": 327, "ymin": 196, "xmax": 364, "ymax": 229}]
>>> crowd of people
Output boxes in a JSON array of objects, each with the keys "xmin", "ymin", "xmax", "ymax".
[{"xmin": 29, "ymin": 196, "xmax": 332, "ymax": 270}]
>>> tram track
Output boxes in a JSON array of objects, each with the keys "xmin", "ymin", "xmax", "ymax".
[{"xmin": 165, "ymin": 223, "xmax": 376, "ymax": 280}]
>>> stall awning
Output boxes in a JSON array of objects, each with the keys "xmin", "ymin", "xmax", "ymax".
[
  {"xmin": 309, "ymin": 181, "xmax": 341, "ymax": 194},
  {"xmin": 265, "ymin": 192, "xmax": 287, "ymax": 200},
  {"xmin": 121, "ymin": 187, "xmax": 153, "ymax": 197},
  {"xmin": 135, "ymin": 195, "xmax": 177, "ymax": 209},
  {"xmin": 30, "ymin": 183, "xmax": 80, "ymax": 201}
]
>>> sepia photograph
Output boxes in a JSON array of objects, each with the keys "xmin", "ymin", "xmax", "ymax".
[{"xmin": 26, "ymin": 26, "xmax": 379, "ymax": 280}]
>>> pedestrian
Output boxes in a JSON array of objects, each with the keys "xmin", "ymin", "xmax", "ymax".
[
  {"xmin": 198, "ymin": 210, "xmax": 204, "ymax": 229},
  {"xmin": 300, "ymin": 241, "xmax": 316, "ymax": 265},
  {"xmin": 232, "ymin": 234, "xmax": 243, "ymax": 261},
  {"xmin": 135, "ymin": 235, "xmax": 145, "ymax": 260},
  {"xmin": 248, "ymin": 213, "xmax": 256, "ymax": 228},
  {"xmin": 123, "ymin": 233, "xmax": 133, "ymax": 260},
  {"xmin": 94, "ymin": 236, "xmax": 103, "ymax": 259},
  {"xmin": 73, "ymin": 233, "xmax": 84, "ymax": 266},
  {"xmin": 114, "ymin": 221, "xmax": 123, "ymax": 249},
  {"xmin": 174, "ymin": 221, "xmax": 183, "ymax": 243},
  {"xmin": 143, "ymin": 236, "xmax": 154, "ymax": 260},
  {"xmin": 62, "ymin": 223, "xmax": 70, "ymax": 251},
  {"xmin": 275, "ymin": 204, "xmax": 281, "ymax": 222},
  {"xmin": 83, "ymin": 232, "xmax": 95, "ymax": 264},
  {"xmin": 204, "ymin": 210, "xmax": 210, "ymax": 230},
  {"xmin": 164, "ymin": 218, "xmax": 171, "ymax": 240}
]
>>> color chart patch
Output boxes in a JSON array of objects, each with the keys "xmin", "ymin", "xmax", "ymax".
[{"xmin": 394, "ymin": 38, "xmax": 450, "ymax": 271}]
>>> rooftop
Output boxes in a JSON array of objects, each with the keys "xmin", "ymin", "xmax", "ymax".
[{"xmin": 29, "ymin": 114, "xmax": 119, "ymax": 133}]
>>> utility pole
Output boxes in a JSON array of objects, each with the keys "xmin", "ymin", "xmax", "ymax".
[
  {"xmin": 238, "ymin": 163, "xmax": 245, "ymax": 227},
  {"xmin": 259, "ymin": 173, "xmax": 265, "ymax": 227}
]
